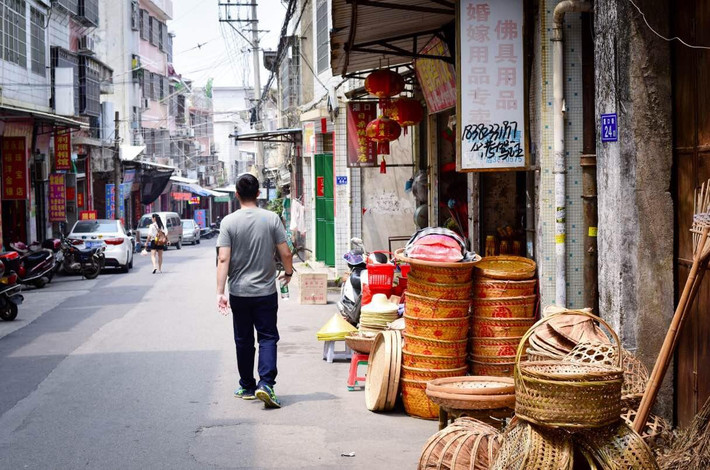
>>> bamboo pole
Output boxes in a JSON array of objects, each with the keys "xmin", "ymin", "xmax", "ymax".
[{"xmin": 634, "ymin": 227, "xmax": 710, "ymax": 432}]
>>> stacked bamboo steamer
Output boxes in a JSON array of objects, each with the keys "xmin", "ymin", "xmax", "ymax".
[
  {"xmin": 395, "ymin": 249, "xmax": 476, "ymax": 420},
  {"xmin": 469, "ymin": 256, "xmax": 538, "ymax": 377}
]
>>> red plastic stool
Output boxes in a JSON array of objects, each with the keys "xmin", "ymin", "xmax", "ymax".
[{"xmin": 347, "ymin": 352, "xmax": 369, "ymax": 390}]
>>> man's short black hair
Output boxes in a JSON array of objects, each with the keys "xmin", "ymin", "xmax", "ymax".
[{"xmin": 236, "ymin": 174, "xmax": 259, "ymax": 201}]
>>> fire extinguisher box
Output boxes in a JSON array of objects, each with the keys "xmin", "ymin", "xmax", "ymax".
[{"xmin": 298, "ymin": 272, "xmax": 328, "ymax": 305}]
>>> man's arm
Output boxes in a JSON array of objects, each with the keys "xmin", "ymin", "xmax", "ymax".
[
  {"xmin": 216, "ymin": 246, "xmax": 231, "ymax": 315},
  {"xmin": 276, "ymin": 242, "xmax": 294, "ymax": 284}
]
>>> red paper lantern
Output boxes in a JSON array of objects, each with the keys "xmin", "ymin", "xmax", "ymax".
[
  {"xmin": 389, "ymin": 97, "xmax": 424, "ymax": 128},
  {"xmin": 366, "ymin": 116, "xmax": 402, "ymax": 155},
  {"xmin": 365, "ymin": 69, "xmax": 405, "ymax": 99}
]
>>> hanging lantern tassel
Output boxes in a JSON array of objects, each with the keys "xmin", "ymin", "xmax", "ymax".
[
  {"xmin": 377, "ymin": 141, "xmax": 390, "ymax": 155},
  {"xmin": 380, "ymin": 156, "xmax": 387, "ymax": 174}
]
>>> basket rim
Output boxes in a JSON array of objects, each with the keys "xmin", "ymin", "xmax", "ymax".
[
  {"xmin": 514, "ymin": 411, "xmax": 621, "ymax": 429},
  {"xmin": 402, "ymin": 349, "xmax": 467, "ymax": 359},
  {"xmin": 470, "ymin": 335, "xmax": 524, "ymax": 342},
  {"xmin": 403, "ymin": 332, "xmax": 469, "ymax": 344},
  {"xmin": 404, "ymin": 291, "xmax": 473, "ymax": 305},
  {"xmin": 403, "ymin": 314, "xmax": 469, "ymax": 323},
  {"xmin": 472, "ymin": 317, "xmax": 537, "ymax": 324},
  {"xmin": 394, "ymin": 248, "xmax": 479, "ymax": 268},
  {"xmin": 402, "ymin": 364, "xmax": 468, "ymax": 373},
  {"xmin": 472, "ymin": 255, "xmax": 537, "ymax": 280},
  {"xmin": 519, "ymin": 360, "xmax": 624, "ymax": 381},
  {"xmin": 472, "ymin": 294, "xmax": 537, "ymax": 304},
  {"xmin": 473, "ymin": 277, "xmax": 538, "ymax": 285}
]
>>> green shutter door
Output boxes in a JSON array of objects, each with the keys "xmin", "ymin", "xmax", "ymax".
[{"xmin": 314, "ymin": 153, "xmax": 335, "ymax": 266}]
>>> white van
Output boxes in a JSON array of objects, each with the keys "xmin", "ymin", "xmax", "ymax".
[{"xmin": 136, "ymin": 212, "xmax": 184, "ymax": 249}]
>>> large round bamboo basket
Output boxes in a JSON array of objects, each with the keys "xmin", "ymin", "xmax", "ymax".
[
  {"xmin": 406, "ymin": 274, "xmax": 472, "ymax": 300},
  {"xmin": 401, "ymin": 377, "xmax": 439, "ymax": 420},
  {"xmin": 402, "ymin": 350, "xmax": 467, "ymax": 369},
  {"xmin": 401, "ymin": 365, "xmax": 469, "ymax": 381},
  {"xmin": 473, "ymin": 278, "xmax": 537, "ymax": 299},
  {"xmin": 471, "ymin": 317, "xmax": 536, "ymax": 338},
  {"xmin": 395, "ymin": 248, "xmax": 478, "ymax": 283},
  {"xmin": 404, "ymin": 333, "xmax": 469, "ymax": 357},
  {"xmin": 471, "ymin": 336, "xmax": 523, "ymax": 357},
  {"xmin": 473, "ymin": 256, "xmax": 537, "ymax": 280},
  {"xmin": 418, "ymin": 418, "xmax": 501, "ymax": 470},
  {"xmin": 404, "ymin": 314, "xmax": 469, "ymax": 341},
  {"xmin": 405, "ymin": 292, "xmax": 471, "ymax": 319},
  {"xmin": 469, "ymin": 358, "xmax": 517, "ymax": 377},
  {"xmin": 514, "ymin": 311, "xmax": 624, "ymax": 429},
  {"xmin": 472, "ymin": 295, "xmax": 537, "ymax": 318},
  {"xmin": 427, "ymin": 376, "xmax": 515, "ymax": 396}
]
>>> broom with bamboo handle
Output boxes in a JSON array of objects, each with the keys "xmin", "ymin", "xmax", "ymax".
[{"xmin": 634, "ymin": 182, "xmax": 710, "ymax": 432}]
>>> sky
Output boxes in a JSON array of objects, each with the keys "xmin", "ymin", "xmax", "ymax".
[{"xmin": 169, "ymin": 0, "xmax": 288, "ymax": 89}]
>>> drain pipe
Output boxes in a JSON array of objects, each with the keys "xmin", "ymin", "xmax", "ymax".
[{"xmin": 552, "ymin": 0, "xmax": 592, "ymax": 307}]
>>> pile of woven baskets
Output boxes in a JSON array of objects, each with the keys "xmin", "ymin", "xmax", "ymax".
[
  {"xmin": 395, "ymin": 249, "xmax": 477, "ymax": 420},
  {"xmin": 470, "ymin": 256, "xmax": 538, "ymax": 376}
]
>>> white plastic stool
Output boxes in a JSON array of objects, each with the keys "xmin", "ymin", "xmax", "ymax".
[{"xmin": 322, "ymin": 340, "xmax": 352, "ymax": 363}]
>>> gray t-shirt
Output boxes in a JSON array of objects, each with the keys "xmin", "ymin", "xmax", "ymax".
[{"xmin": 217, "ymin": 208, "xmax": 287, "ymax": 297}]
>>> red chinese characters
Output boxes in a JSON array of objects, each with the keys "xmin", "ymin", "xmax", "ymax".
[
  {"xmin": 414, "ymin": 38, "xmax": 457, "ymax": 113},
  {"xmin": 55, "ymin": 131, "xmax": 71, "ymax": 170},
  {"xmin": 48, "ymin": 174, "xmax": 66, "ymax": 222},
  {"xmin": 2, "ymin": 137, "xmax": 28, "ymax": 200},
  {"xmin": 346, "ymin": 102, "xmax": 378, "ymax": 167}
]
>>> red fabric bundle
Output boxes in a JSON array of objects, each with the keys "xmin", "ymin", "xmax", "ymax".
[{"xmin": 406, "ymin": 234, "xmax": 463, "ymax": 263}]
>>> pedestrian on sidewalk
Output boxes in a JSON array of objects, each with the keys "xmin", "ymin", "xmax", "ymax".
[
  {"xmin": 148, "ymin": 214, "xmax": 167, "ymax": 273},
  {"xmin": 216, "ymin": 174, "xmax": 293, "ymax": 408}
]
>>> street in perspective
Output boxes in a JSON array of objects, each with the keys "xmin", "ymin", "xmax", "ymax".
[{"xmin": 0, "ymin": 0, "xmax": 709, "ymax": 468}]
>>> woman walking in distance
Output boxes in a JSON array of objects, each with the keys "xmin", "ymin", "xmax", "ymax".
[{"xmin": 148, "ymin": 213, "xmax": 167, "ymax": 273}]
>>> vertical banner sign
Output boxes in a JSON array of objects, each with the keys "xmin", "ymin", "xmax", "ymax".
[
  {"xmin": 54, "ymin": 131, "xmax": 71, "ymax": 170},
  {"xmin": 106, "ymin": 184, "xmax": 116, "ymax": 219},
  {"xmin": 194, "ymin": 209, "xmax": 206, "ymax": 228},
  {"xmin": 414, "ymin": 38, "xmax": 457, "ymax": 114},
  {"xmin": 48, "ymin": 174, "xmax": 66, "ymax": 222},
  {"xmin": 118, "ymin": 183, "xmax": 126, "ymax": 222},
  {"xmin": 458, "ymin": 0, "xmax": 526, "ymax": 171},
  {"xmin": 77, "ymin": 192, "xmax": 84, "ymax": 208},
  {"xmin": 2, "ymin": 137, "xmax": 28, "ymax": 199},
  {"xmin": 346, "ymin": 102, "xmax": 377, "ymax": 167},
  {"xmin": 303, "ymin": 122, "xmax": 315, "ymax": 156}
]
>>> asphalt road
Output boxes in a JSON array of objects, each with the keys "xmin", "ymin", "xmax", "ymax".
[{"xmin": 0, "ymin": 239, "xmax": 434, "ymax": 469}]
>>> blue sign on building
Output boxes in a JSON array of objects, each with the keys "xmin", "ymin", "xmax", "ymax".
[
  {"xmin": 601, "ymin": 113, "xmax": 618, "ymax": 142},
  {"xmin": 336, "ymin": 176, "xmax": 348, "ymax": 185}
]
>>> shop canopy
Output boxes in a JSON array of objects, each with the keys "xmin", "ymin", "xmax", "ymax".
[
  {"xmin": 0, "ymin": 103, "xmax": 87, "ymax": 129},
  {"xmin": 330, "ymin": 0, "xmax": 455, "ymax": 77},
  {"xmin": 120, "ymin": 145, "xmax": 146, "ymax": 162},
  {"xmin": 171, "ymin": 179, "xmax": 229, "ymax": 198},
  {"xmin": 230, "ymin": 128, "xmax": 301, "ymax": 144}
]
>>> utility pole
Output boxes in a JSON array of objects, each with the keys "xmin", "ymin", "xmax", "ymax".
[{"xmin": 113, "ymin": 111, "xmax": 121, "ymax": 219}]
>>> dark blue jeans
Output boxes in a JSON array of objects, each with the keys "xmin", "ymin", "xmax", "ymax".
[{"xmin": 229, "ymin": 293, "xmax": 279, "ymax": 390}]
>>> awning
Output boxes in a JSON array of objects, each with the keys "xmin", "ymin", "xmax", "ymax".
[
  {"xmin": 173, "ymin": 182, "xmax": 212, "ymax": 197},
  {"xmin": 169, "ymin": 175, "xmax": 199, "ymax": 185},
  {"xmin": 120, "ymin": 145, "xmax": 146, "ymax": 162},
  {"xmin": 0, "ymin": 103, "xmax": 87, "ymax": 129},
  {"xmin": 230, "ymin": 128, "xmax": 301, "ymax": 144},
  {"xmin": 213, "ymin": 184, "xmax": 236, "ymax": 193},
  {"xmin": 330, "ymin": 0, "xmax": 455, "ymax": 77},
  {"xmin": 134, "ymin": 160, "xmax": 176, "ymax": 170}
]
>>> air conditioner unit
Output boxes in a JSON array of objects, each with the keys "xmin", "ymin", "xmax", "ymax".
[
  {"xmin": 78, "ymin": 36, "xmax": 95, "ymax": 55},
  {"xmin": 188, "ymin": 128, "xmax": 195, "ymax": 137}
]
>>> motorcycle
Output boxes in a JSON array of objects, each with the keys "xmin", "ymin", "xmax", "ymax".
[
  {"xmin": 59, "ymin": 235, "xmax": 105, "ymax": 279},
  {"xmin": 9, "ymin": 241, "xmax": 57, "ymax": 288},
  {"xmin": 0, "ymin": 254, "xmax": 24, "ymax": 321}
]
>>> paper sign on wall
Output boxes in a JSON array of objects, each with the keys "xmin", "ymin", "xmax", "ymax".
[{"xmin": 457, "ymin": 0, "xmax": 526, "ymax": 171}]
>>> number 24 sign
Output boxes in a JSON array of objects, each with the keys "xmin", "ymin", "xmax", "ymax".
[{"xmin": 601, "ymin": 113, "xmax": 618, "ymax": 142}]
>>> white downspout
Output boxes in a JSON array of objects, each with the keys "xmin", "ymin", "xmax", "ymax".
[{"xmin": 552, "ymin": 0, "xmax": 592, "ymax": 307}]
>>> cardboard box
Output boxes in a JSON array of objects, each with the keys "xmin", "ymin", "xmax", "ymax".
[{"xmin": 298, "ymin": 272, "xmax": 328, "ymax": 304}]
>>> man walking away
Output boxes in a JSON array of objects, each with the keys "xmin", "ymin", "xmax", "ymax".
[{"xmin": 216, "ymin": 174, "xmax": 294, "ymax": 408}]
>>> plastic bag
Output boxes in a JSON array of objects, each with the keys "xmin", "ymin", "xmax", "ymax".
[
  {"xmin": 404, "ymin": 227, "xmax": 480, "ymax": 263},
  {"xmin": 140, "ymin": 249, "xmax": 149, "ymax": 257}
]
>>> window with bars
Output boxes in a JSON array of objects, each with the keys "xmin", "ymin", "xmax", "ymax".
[
  {"xmin": 77, "ymin": 0, "xmax": 99, "ymax": 27},
  {"xmin": 79, "ymin": 56, "xmax": 100, "ymax": 117},
  {"xmin": 150, "ymin": 17, "xmax": 159, "ymax": 47},
  {"xmin": 177, "ymin": 94, "xmax": 185, "ymax": 124},
  {"xmin": 130, "ymin": 1, "xmax": 139, "ymax": 31},
  {"xmin": 140, "ymin": 10, "xmax": 149, "ymax": 41},
  {"xmin": 30, "ymin": 7, "xmax": 45, "ymax": 76},
  {"xmin": 316, "ymin": 0, "xmax": 328, "ymax": 74},
  {"xmin": 153, "ymin": 73, "xmax": 160, "ymax": 101},
  {"xmin": 4, "ymin": 0, "xmax": 27, "ymax": 68}
]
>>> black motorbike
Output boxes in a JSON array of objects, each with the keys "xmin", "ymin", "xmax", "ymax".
[
  {"xmin": 59, "ymin": 236, "xmax": 105, "ymax": 280},
  {"xmin": 0, "ymin": 253, "xmax": 24, "ymax": 321},
  {"xmin": 337, "ymin": 239, "xmax": 368, "ymax": 326},
  {"xmin": 9, "ymin": 241, "xmax": 57, "ymax": 288}
]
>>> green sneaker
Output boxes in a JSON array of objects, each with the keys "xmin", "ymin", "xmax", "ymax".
[
  {"xmin": 255, "ymin": 384, "xmax": 281, "ymax": 408},
  {"xmin": 234, "ymin": 387, "xmax": 256, "ymax": 400}
]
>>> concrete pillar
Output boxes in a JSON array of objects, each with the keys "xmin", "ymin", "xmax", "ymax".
[{"xmin": 594, "ymin": 0, "xmax": 674, "ymax": 418}]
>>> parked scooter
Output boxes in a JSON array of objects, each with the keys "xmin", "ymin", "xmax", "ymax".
[
  {"xmin": 59, "ymin": 235, "xmax": 105, "ymax": 279},
  {"xmin": 9, "ymin": 241, "xmax": 57, "ymax": 288},
  {"xmin": 0, "ymin": 254, "xmax": 24, "ymax": 321}
]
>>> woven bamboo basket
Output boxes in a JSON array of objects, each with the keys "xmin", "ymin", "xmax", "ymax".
[
  {"xmin": 473, "ymin": 278, "xmax": 537, "ymax": 299},
  {"xmin": 525, "ymin": 347, "xmax": 563, "ymax": 362},
  {"xmin": 573, "ymin": 422, "xmax": 659, "ymax": 469},
  {"xmin": 395, "ymin": 248, "xmax": 477, "ymax": 283},
  {"xmin": 404, "ymin": 314, "xmax": 469, "ymax": 341},
  {"xmin": 471, "ymin": 317, "xmax": 536, "ymax": 338},
  {"xmin": 426, "ymin": 389, "xmax": 516, "ymax": 411},
  {"xmin": 401, "ymin": 377, "xmax": 439, "ymax": 420},
  {"xmin": 344, "ymin": 333, "xmax": 376, "ymax": 354},
  {"xmin": 405, "ymin": 292, "xmax": 471, "ymax": 319},
  {"xmin": 469, "ymin": 359, "xmax": 517, "ymax": 377},
  {"xmin": 401, "ymin": 365, "xmax": 469, "ymax": 381},
  {"xmin": 427, "ymin": 376, "xmax": 515, "ymax": 396},
  {"xmin": 620, "ymin": 407, "xmax": 672, "ymax": 448},
  {"xmin": 418, "ymin": 417, "xmax": 501, "ymax": 470},
  {"xmin": 472, "ymin": 256, "xmax": 537, "ymax": 280},
  {"xmin": 404, "ymin": 333, "xmax": 469, "ymax": 356},
  {"xmin": 491, "ymin": 420, "xmax": 574, "ymax": 470},
  {"xmin": 402, "ymin": 350, "xmax": 467, "ymax": 369},
  {"xmin": 514, "ymin": 311, "xmax": 624, "ymax": 429},
  {"xmin": 406, "ymin": 275, "xmax": 473, "ymax": 300},
  {"xmin": 472, "ymin": 295, "xmax": 537, "ymax": 319},
  {"xmin": 471, "ymin": 336, "xmax": 523, "ymax": 357}
]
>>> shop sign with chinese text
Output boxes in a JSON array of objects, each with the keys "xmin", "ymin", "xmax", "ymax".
[
  {"xmin": 346, "ymin": 102, "xmax": 377, "ymax": 167},
  {"xmin": 2, "ymin": 137, "xmax": 29, "ymax": 200},
  {"xmin": 188, "ymin": 196, "xmax": 200, "ymax": 205},
  {"xmin": 303, "ymin": 122, "xmax": 315, "ymax": 156},
  {"xmin": 49, "ymin": 174, "xmax": 66, "ymax": 222},
  {"xmin": 194, "ymin": 209, "xmax": 206, "ymax": 228},
  {"xmin": 457, "ymin": 0, "xmax": 526, "ymax": 171},
  {"xmin": 106, "ymin": 184, "xmax": 116, "ymax": 219},
  {"xmin": 171, "ymin": 192, "xmax": 192, "ymax": 201},
  {"xmin": 80, "ymin": 210, "xmax": 97, "ymax": 220},
  {"xmin": 54, "ymin": 131, "xmax": 71, "ymax": 170},
  {"xmin": 414, "ymin": 38, "xmax": 457, "ymax": 114}
]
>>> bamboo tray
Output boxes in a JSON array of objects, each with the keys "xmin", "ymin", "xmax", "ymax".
[
  {"xmin": 473, "ymin": 256, "xmax": 537, "ymax": 280},
  {"xmin": 427, "ymin": 376, "xmax": 514, "ymax": 396}
]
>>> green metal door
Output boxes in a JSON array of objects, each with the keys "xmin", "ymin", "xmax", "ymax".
[{"xmin": 314, "ymin": 153, "xmax": 335, "ymax": 266}]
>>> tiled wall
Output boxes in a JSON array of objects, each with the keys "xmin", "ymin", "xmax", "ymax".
[
  {"xmin": 534, "ymin": 1, "xmax": 586, "ymax": 309},
  {"xmin": 334, "ymin": 107, "xmax": 350, "ymax": 274}
]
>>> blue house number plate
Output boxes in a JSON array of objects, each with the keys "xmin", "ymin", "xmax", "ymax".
[
  {"xmin": 336, "ymin": 176, "xmax": 348, "ymax": 185},
  {"xmin": 601, "ymin": 113, "xmax": 618, "ymax": 142}
]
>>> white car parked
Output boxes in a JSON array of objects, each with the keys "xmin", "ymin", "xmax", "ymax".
[
  {"xmin": 67, "ymin": 219, "xmax": 135, "ymax": 272},
  {"xmin": 181, "ymin": 219, "xmax": 201, "ymax": 245}
]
